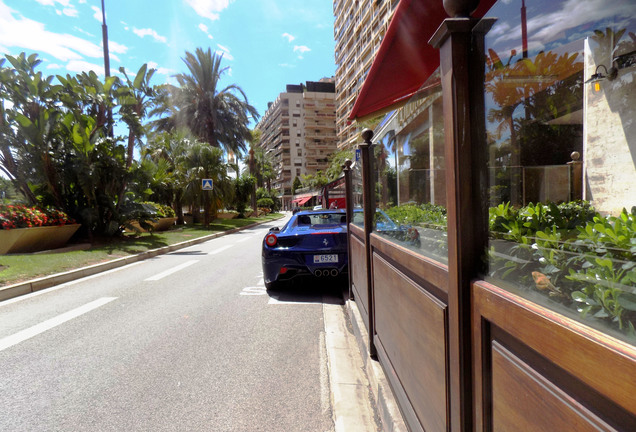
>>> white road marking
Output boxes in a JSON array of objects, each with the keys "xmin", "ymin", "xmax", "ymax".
[
  {"xmin": 144, "ymin": 260, "xmax": 198, "ymax": 281},
  {"xmin": 208, "ymin": 245, "xmax": 233, "ymax": 255},
  {"xmin": 0, "ymin": 297, "xmax": 117, "ymax": 352},
  {"xmin": 268, "ymin": 296, "xmax": 324, "ymax": 305},
  {"xmin": 0, "ymin": 262, "xmax": 141, "ymax": 308},
  {"xmin": 240, "ymin": 287, "xmax": 267, "ymax": 296}
]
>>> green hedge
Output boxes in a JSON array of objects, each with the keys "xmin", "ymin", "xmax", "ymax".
[{"xmin": 381, "ymin": 201, "xmax": 636, "ymax": 340}]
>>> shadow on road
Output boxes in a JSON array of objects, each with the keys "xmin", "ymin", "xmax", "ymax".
[{"xmin": 266, "ymin": 276, "xmax": 348, "ymax": 305}]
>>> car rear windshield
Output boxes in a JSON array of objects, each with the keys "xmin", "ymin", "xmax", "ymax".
[{"xmin": 296, "ymin": 213, "xmax": 346, "ymax": 226}]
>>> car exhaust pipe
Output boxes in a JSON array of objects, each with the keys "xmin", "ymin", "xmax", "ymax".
[
  {"xmin": 314, "ymin": 269, "xmax": 323, "ymax": 277},
  {"xmin": 330, "ymin": 269, "xmax": 339, "ymax": 277}
]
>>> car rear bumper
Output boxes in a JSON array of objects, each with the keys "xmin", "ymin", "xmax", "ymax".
[{"xmin": 262, "ymin": 250, "xmax": 348, "ymax": 284}]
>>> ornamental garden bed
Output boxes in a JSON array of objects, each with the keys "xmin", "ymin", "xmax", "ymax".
[
  {"xmin": 126, "ymin": 217, "xmax": 178, "ymax": 233},
  {"xmin": 0, "ymin": 224, "xmax": 81, "ymax": 254},
  {"xmin": 0, "ymin": 205, "xmax": 79, "ymax": 254}
]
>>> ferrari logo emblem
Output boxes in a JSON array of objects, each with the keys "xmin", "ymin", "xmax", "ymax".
[{"xmin": 323, "ymin": 239, "xmax": 329, "ymax": 246}]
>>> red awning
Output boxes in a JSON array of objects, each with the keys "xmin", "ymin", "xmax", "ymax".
[
  {"xmin": 348, "ymin": 0, "xmax": 496, "ymax": 121},
  {"xmin": 295, "ymin": 196, "xmax": 312, "ymax": 206}
]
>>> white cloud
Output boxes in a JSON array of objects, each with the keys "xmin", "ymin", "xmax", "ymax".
[
  {"xmin": 91, "ymin": 5, "xmax": 102, "ymax": 22},
  {"xmin": 66, "ymin": 59, "xmax": 105, "ymax": 75},
  {"xmin": 74, "ymin": 26, "xmax": 94, "ymax": 37},
  {"xmin": 148, "ymin": 61, "xmax": 176, "ymax": 76},
  {"xmin": 35, "ymin": 0, "xmax": 71, "ymax": 6},
  {"xmin": 185, "ymin": 0, "xmax": 232, "ymax": 21},
  {"xmin": 293, "ymin": 45, "xmax": 310, "ymax": 54},
  {"xmin": 133, "ymin": 27, "xmax": 167, "ymax": 43},
  {"xmin": 46, "ymin": 63, "xmax": 63, "ymax": 69},
  {"xmin": 61, "ymin": 7, "xmax": 78, "ymax": 17},
  {"xmin": 282, "ymin": 32, "xmax": 295, "ymax": 43},
  {"xmin": 216, "ymin": 44, "xmax": 233, "ymax": 60},
  {"xmin": 107, "ymin": 40, "xmax": 128, "ymax": 55},
  {"xmin": 198, "ymin": 23, "xmax": 213, "ymax": 39},
  {"xmin": 0, "ymin": 2, "xmax": 104, "ymax": 62}
]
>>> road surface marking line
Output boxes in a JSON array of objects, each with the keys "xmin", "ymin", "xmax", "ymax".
[
  {"xmin": 0, "ymin": 262, "xmax": 141, "ymax": 308},
  {"xmin": 208, "ymin": 245, "xmax": 233, "ymax": 255},
  {"xmin": 144, "ymin": 260, "xmax": 198, "ymax": 281},
  {"xmin": 240, "ymin": 287, "xmax": 267, "ymax": 296},
  {"xmin": 0, "ymin": 297, "xmax": 117, "ymax": 352}
]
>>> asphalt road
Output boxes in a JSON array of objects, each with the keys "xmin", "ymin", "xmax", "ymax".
[{"xmin": 0, "ymin": 216, "xmax": 348, "ymax": 432}]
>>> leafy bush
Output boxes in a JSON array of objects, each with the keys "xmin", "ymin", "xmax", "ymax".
[
  {"xmin": 0, "ymin": 204, "xmax": 75, "ymax": 230},
  {"xmin": 488, "ymin": 202, "xmax": 636, "ymax": 339},
  {"xmin": 256, "ymin": 187, "xmax": 279, "ymax": 212},
  {"xmin": 384, "ymin": 203, "xmax": 447, "ymax": 229}
]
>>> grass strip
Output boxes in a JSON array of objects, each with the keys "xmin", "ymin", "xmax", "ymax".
[{"xmin": 0, "ymin": 213, "xmax": 283, "ymax": 287}]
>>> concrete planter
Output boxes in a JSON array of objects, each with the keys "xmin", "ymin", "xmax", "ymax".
[
  {"xmin": 127, "ymin": 217, "xmax": 177, "ymax": 233},
  {"xmin": 0, "ymin": 224, "xmax": 81, "ymax": 254},
  {"xmin": 216, "ymin": 212, "xmax": 238, "ymax": 219}
]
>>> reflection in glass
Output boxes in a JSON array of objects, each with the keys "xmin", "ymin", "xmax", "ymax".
[
  {"xmin": 482, "ymin": 0, "xmax": 636, "ymax": 344},
  {"xmin": 371, "ymin": 71, "xmax": 448, "ymax": 263},
  {"xmin": 351, "ymin": 158, "xmax": 364, "ymax": 228}
]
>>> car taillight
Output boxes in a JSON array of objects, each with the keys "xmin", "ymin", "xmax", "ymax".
[{"xmin": 265, "ymin": 233, "xmax": 278, "ymax": 247}]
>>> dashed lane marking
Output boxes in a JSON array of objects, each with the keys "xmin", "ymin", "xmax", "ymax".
[
  {"xmin": 144, "ymin": 260, "xmax": 198, "ymax": 281},
  {"xmin": 208, "ymin": 245, "xmax": 233, "ymax": 255},
  {"xmin": 0, "ymin": 297, "xmax": 117, "ymax": 352}
]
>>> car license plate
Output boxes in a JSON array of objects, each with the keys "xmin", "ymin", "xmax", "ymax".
[{"xmin": 314, "ymin": 254, "xmax": 338, "ymax": 263}]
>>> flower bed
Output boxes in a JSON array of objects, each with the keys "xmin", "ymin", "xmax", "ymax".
[
  {"xmin": 0, "ymin": 204, "xmax": 75, "ymax": 230},
  {"xmin": 0, "ymin": 204, "xmax": 80, "ymax": 254}
]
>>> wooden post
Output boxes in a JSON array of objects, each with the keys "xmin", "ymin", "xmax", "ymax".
[
  {"xmin": 430, "ymin": 10, "xmax": 493, "ymax": 432},
  {"xmin": 359, "ymin": 128, "xmax": 377, "ymax": 357},
  {"xmin": 343, "ymin": 159, "xmax": 353, "ymax": 300}
]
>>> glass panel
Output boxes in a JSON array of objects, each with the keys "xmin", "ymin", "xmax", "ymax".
[
  {"xmin": 481, "ymin": 0, "xmax": 636, "ymax": 345},
  {"xmin": 351, "ymin": 157, "xmax": 364, "ymax": 228},
  {"xmin": 372, "ymin": 70, "xmax": 448, "ymax": 263}
]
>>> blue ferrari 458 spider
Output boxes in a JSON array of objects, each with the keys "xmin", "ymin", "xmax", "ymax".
[{"xmin": 262, "ymin": 209, "xmax": 348, "ymax": 289}]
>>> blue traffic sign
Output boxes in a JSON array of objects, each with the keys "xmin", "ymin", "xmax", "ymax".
[{"xmin": 202, "ymin": 179, "xmax": 213, "ymax": 190}]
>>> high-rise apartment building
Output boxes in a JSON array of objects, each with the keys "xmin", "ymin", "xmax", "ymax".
[
  {"xmin": 333, "ymin": 0, "xmax": 399, "ymax": 149},
  {"xmin": 256, "ymin": 78, "xmax": 337, "ymax": 209}
]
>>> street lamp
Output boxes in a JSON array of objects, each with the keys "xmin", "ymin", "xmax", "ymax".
[{"xmin": 100, "ymin": 0, "xmax": 113, "ymax": 136}]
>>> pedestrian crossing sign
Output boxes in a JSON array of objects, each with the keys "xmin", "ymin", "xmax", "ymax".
[{"xmin": 202, "ymin": 179, "xmax": 213, "ymax": 190}]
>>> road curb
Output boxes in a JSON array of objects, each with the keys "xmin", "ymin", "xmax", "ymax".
[
  {"xmin": 0, "ymin": 217, "xmax": 283, "ymax": 302},
  {"xmin": 346, "ymin": 299, "xmax": 408, "ymax": 432}
]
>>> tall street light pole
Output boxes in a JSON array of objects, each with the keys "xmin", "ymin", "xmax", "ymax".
[
  {"xmin": 100, "ymin": 0, "xmax": 113, "ymax": 137},
  {"xmin": 101, "ymin": 0, "xmax": 111, "ymax": 77}
]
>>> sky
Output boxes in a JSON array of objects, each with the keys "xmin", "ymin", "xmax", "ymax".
[{"xmin": 0, "ymin": 0, "xmax": 336, "ymax": 125}]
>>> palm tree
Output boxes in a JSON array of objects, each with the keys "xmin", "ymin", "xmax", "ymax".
[
  {"xmin": 182, "ymin": 141, "xmax": 231, "ymax": 227},
  {"xmin": 173, "ymin": 48, "xmax": 259, "ymax": 155},
  {"xmin": 142, "ymin": 131, "xmax": 193, "ymax": 223},
  {"xmin": 118, "ymin": 64, "xmax": 157, "ymax": 169}
]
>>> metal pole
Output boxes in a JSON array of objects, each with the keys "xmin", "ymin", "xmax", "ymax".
[
  {"xmin": 101, "ymin": 0, "xmax": 113, "ymax": 137},
  {"xmin": 359, "ymin": 128, "xmax": 376, "ymax": 357}
]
